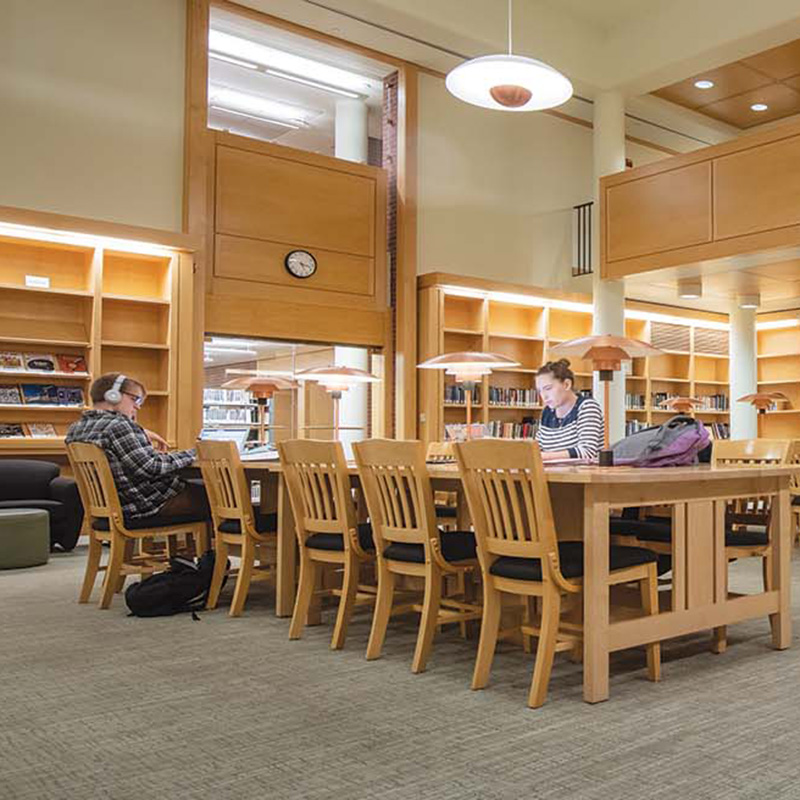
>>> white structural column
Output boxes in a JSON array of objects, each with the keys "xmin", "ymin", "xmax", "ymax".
[
  {"xmin": 334, "ymin": 98, "xmax": 368, "ymax": 163},
  {"xmin": 334, "ymin": 346, "xmax": 369, "ymax": 459},
  {"xmin": 592, "ymin": 91, "xmax": 626, "ymax": 444},
  {"xmin": 729, "ymin": 305, "xmax": 758, "ymax": 439}
]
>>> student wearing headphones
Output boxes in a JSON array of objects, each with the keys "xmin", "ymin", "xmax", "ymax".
[{"xmin": 66, "ymin": 373, "xmax": 209, "ymax": 522}]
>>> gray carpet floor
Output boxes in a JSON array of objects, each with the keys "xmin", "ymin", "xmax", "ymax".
[{"xmin": 2, "ymin": 547, "xmax": 800, "ymax": 800}]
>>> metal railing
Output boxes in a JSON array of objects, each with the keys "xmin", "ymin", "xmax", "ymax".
[{"xmin": 572, "ymin": 201, "xmax": 593, "ymax": 277}]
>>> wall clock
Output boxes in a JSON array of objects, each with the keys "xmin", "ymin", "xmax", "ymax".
[{"xmin": 285, "ymin": 250, "xmax": 317, "ymax": 279}]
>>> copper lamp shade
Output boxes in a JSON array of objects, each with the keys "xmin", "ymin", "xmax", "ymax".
[
  {"xmin": 222, "ymin": 370, "xmax": 299, "ymax": 444},
  {"xmin": 737, "ymin": 391, "xmax": 789, "ymax": 414},
  {"xmin": 417, "ymin": 351, "xmax": 520, "ymax": 382},
  {"xmin": 660, "ymin": 396, "xmax": 703, "ymax": 414},
  {"xmin": 547, "ymin": 335, "xmax": 663, "ymax": 375}
]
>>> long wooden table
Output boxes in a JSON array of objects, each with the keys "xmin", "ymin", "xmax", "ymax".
[{"xmin": 235, "ymin": 460, "xmax": 796, "ymax": 704}]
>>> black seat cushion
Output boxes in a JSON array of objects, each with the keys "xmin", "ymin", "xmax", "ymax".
[
  {"xmin": 382, "ymin": 530, "xmax": 476, "ymax": 564},
  {"xmin": 435, "ymin": 505, "xmax": 457, "ymax": 519},
  {"xmin": 726, "ymin": 527, "xmax": 769, "ymax": 547},
  {"xmin": 611, "ymin": 515, "xmax": 673, "ymax": 543},
  {"xmin": 305, "ymin": 522, "xmax": 375, "ymax": 552},
  {"xmin": 0, "ymin": 499, "xmax": 67, "ymax": 523},
  {"xmin": 792, "ymin": 496, "xmax": 800, "ymax": 506},
  {"xmin": 92, "ymin": 511, "xmax": 206, "ymax": 532},
  {"xmin": 489, "ymin": 541, "xmax": 657, "ymax": 582},
  {"xmin": 217, "ymin": 512, "xmax": 277, "ymax": 535}
]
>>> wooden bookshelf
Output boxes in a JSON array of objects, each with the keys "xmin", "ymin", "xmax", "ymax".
[
  {"xmin": 755, "ymin": 314, "xmax": 800, "ymax": 438},
  {"xmin": 0, "ymin": 210, "xmax": 194, "ymax": 458},
  {"xmin": 418, "ymin": 275, "xmax": 733, "ymax": 445}
]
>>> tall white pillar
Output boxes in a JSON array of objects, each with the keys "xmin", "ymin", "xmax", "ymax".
[
  {"xmin": 592, "ymin": 91, "xmax": 626, "ymax": 444},
  {"xmin": 334, "ymin": 346, "xmax": 369, "ymax": 459},
  {"xmin": 729, "ymin": 305, "xmax": 758, "ymax": 439},
  {"xmin": 334, "ymin": 98, "xmax": 368, "ymax": 164}
]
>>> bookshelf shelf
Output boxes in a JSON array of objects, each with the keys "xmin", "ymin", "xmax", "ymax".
[
  {"xmin": 0, "ymin": 283, "xmax": 93, "ymax": 298},
  {"xmin": 0, "ymin": 370, "xmax": 90, "ymax": 380},
  {"xmin": 443, "ymin": 327, "xmax": 482, "ymax": 336},
  {"xmin": 101, "ymin": 340, "xmax": 169, "ymax": 351},
  {"xmin": 0, "ymin": 404, "xmax": 86, "ymax": 411},
  {"xmin": 103, "ymin": 293, "xmax": 171, "ymax": 306},
  {"xmin": 0, "ymin": 336, "xmax": 90, "ymax": 348}
]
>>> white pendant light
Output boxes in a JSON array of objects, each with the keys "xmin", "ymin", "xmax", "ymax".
[{"xmin": 445, "ymin": 0, "xmax": 573, "ymax": 112}]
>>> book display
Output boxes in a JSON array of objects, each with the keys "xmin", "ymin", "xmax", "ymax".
[{"xmin": 0, "ymin": 210, "xmax": 193, "ymax": 456}]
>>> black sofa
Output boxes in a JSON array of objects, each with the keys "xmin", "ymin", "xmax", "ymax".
[{"xmin": 0, "ymin": 460, "xmax": 84, "ymax": 551}]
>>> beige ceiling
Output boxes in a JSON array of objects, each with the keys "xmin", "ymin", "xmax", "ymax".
[{"xmin": 652, "ymin": 38, "xmax": 800, "ymax": 128}]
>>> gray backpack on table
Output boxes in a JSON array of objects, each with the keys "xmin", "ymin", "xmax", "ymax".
[{"xmin": 610, "ymin": 415, "xmax": 711, "ymax": 467}]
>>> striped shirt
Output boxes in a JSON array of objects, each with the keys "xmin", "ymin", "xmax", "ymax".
[{"xmin": 536, "ymin": 395, "xmax": 604, "ymax": 460}]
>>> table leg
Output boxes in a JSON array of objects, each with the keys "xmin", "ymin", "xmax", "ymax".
[
  {"xmin": 276, "ymin": 474, "xmax": 297, "ymax": 618},
  {"xmin": 583, "ymin": 488, "xmax": 610, "ymax": 703},
  {"xmin": 771, "ymin": 484, "xmax": 792, "ymax": 650}
]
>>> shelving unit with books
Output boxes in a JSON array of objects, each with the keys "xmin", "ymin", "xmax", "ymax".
[
  {"xmin": 755, "ymin": 314, "xmax": 800, "ymax": 439},
  {"xmin": 0, "ymin": 207, "xmax": 194, "ymax": 457}
]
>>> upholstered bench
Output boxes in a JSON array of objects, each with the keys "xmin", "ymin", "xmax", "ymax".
[{"xmin": 0, "ymin": 509, "xmax": 50, "ymax": 569}]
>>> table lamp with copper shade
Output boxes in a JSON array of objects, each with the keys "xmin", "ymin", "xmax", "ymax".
[
  {"xmin": 417, "ymin": 352, "xmax": 521, "ymax": 437},
  {"xmin": 660, "ymin": 396, "xmax": 704, "ymax": 415},
  {"xmin": 547, "ymin": 335, "xmax": 664, "ymax": 465},
  {"xmin": 737, "ymin": 391, "xmax": 789, "ymax": 415},
  {"xmin": 296, "ymin": 366, "xmax": 381, "ymax": 440},
  {"xmin": 222, "ymin": 370, "xmax": 298, "ymax": 445}
]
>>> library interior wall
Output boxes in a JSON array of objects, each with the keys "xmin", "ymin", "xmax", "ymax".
[
  {"xmin": 416, "ymin": 72, "xmax": 669, "ymax": 292},
  {"xmin": 0, "ymin": 0, "xmax": 186, "ymax": 232}
]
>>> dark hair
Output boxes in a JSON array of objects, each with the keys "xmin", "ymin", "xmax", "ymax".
[
  {"xmin": 536, "ymin": 359, "xmax": 575, "ymax": 385},
  {"xmin": 89, "ymin": 373, "xmax": 146, "ymax": 404}
]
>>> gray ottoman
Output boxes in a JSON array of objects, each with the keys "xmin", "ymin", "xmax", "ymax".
[{"xmin": 0, "ymin": 509, "xmax": 50, "ymax": 569}]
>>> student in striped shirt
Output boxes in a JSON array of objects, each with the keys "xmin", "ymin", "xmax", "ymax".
[{"xmin": 534, "ymin": 359, "xmax": 604, "ymax": 461}]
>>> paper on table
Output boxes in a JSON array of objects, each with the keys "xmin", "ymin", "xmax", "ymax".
[{"xmin": 542, "ymin": 457, "xmax": 589, "ymax": 466}]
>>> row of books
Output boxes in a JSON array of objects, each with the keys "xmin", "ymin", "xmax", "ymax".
[
  {"xmin": 203, "ymin": 407, "xmax": 257, "ymax": 423},
  {"xmin": 625, "ymin": 419, "xmax": 649, "ymax": 436},
  {"xmin": 708, "ymin": 422, "xmax": 730, "ymax": 439},
  {"xmin": 444, "ymin": 384, "xmax": 481, "ymax": 404},
  {"xmin": 0, "ymin": 384, "xmax": 85, "ymax": 406},
  {"xmin": 0, "ymin": 352, "xmax": 87, "ymax": 374},
  {"xmin": 203, "ymin": 388, "xmax": 253, "ymax": 405},
  {"xmin": 0, "ymin": 423, "xmax": 58, "ymax": 438},
  {"xmin": 696, "ymin": 394, "xmax": 729, "ymax": 411},
  {"xmin": 486, "ymin": 420, "xmax": 539, "ymax": 440},
  {"xmin": 625, "ymin": 393, "xmax": 646, "ymax": 410},
  {"xmin": 487, "ymin": 387, "xmax": 540, "ymax": 407}
]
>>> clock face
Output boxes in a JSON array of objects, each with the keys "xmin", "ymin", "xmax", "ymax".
[{"xmin": 285, "ymin": 250, "xmax": 317, "ymax": 279}]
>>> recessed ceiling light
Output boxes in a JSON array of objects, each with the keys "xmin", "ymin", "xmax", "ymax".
[
  {"xmin": 678, "ymin": 277, "xmax": 702, "ymax": 299},
  {"xmin": 738, "ymin": 293, "xmax": 760, "ymax": 309},
  {"xmin": 694, "ymin": 79, "xmax": 714, "ymax": 89},
  {"xmin": 751, "ymin": 103, "xmax": 769, "ymax": 112}
]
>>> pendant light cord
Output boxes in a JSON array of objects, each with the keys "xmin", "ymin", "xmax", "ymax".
[{"xmin": 508, "ymin": 0, "xmax": 513, "ymax": 55}]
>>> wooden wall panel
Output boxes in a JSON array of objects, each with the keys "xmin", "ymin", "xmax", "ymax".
[
  {"xmin": 605, "ymin": 162, "xmax": 712, "ymax": 262},
  {"xmin": 216, "ymin": 144, "xmax": 375, "ymax": 257},
  {"xmin": 714, "ymin": 136, "xmax": 800, "ymax": 239}
]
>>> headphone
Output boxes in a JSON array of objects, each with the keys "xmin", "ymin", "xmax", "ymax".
[{"xmin": 104, "ymin": 374, "xmax": 127, "ymax": 405}]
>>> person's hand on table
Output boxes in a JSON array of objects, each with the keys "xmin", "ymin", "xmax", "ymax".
[{"xmin": 145, "ymin": 428, "xmax": 169, "ymax": 452}]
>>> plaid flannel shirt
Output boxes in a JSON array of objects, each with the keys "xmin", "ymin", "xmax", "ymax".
[{"xmin": 66, "ymin": 410, "xmax": 196, "ymax": 519}]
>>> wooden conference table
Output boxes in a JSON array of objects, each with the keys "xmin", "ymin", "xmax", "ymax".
[{"xmin": 227, "ymin": 460, "xmax": 796, "ymax": 704}]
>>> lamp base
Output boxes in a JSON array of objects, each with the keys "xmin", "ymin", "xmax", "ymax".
[{"xmin": 598, "ymin": 448, "xmax": 614, "ymax": 467}]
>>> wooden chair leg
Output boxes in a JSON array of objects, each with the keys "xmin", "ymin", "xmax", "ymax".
[
  {"xmin": 712, "ymin": 551, "xmax": 730, "ymax": 654},
  {"xmin": 522, "ymin": 596, "xmax": 535, "ymax": 654},
  {"xmin": 331, "ymin": 555, "xmax": 360, "ymax": 650},
  {"xmin": 762, "ymin": 551, "xmax": 773, "ymax": 592},
  {"xmin": 528, "ymin": 586, "xmax": 561, "ymax": 709},
  {"xmin": 472, "ymin": 583, "xmax": 502, "ymax": 690},
  {"xmin": 641, "ymin": 564, "xmax": 661, "ymax": 682},
  {"xmin": 114, "ymin": 538, "xmax": 135, "ymax": 593},
  {"xmin": 79, "ymin": 534, "xmax": 104, "ymax": 604},
  {"xmin": 206, "ymin": 538, "xmax": 229, "ymax": 610},
  {"xmin": 366, "ymin": 561, "xmax": 395, "ymax": 660},
  {"xmin": 99, "ymin": 535, "xmax": 125, "ymax": 610},
  {"xmin": 289, "ymin": 552, "xmax": 317, "ymax": 640},
  {"xmin": 229, "ymin": 536, "xmax": 255, "ymax": 617},
  {"xmin": 412, "ymin": 565, "xmax": 443, "ymax": 674}
]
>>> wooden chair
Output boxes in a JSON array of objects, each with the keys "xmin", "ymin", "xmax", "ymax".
[
  {"xmin": 66, "ymin": 442, "xmax": 208, "ymax": 609},
  {"xmin": 353, "ymin": 438, "xmax": 481, "ymax": 674},
  {"xmin": 426, "ymin": 442, "xmax": 460, "ymax": 528},
  {"xmin": 196, "ymin": 440, "xmax": 278, "ymax": 617},
  {"xmin": 711, "ymin": 438, "xmax": 792, "ymax": 652},
  {"xmin": 453, "ymin": 439, "xmax": 661, "ymax": 708},
  {"xmin": 278, "ymin": 439, "xmax": 377, "ymax": 649},
  {"xmin": 788, "ymin": 440, "xmax": 800, "ymax": 543}
]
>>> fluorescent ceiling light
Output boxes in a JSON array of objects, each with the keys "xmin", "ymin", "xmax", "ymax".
[
  {"xmin": 738, "ymin": 294, "xmax": 760, "ymax": 309},
  {"xmin": 751, "ymin": 103, "xmax": 768, "ymax": 112},
  {"xmin": 694, "ymin": 79, "xmax": 714, "ymax": 89},
  {"xmin": 678, "ymin": 277, "xmax": 702, "ymax": 299},
  {"xmin": 624, "ymin": 308, "xmax": 729, "ymax": 330},
  {"xmin": 208, "ymin": 86, "xmax": 314, "ymax": 126},
  {"xmin": 756, "ymin": 319, "xmax": 800, "ymax": 331},
  {"xmin": 210, "ymin": 105, "xmax": 301, "ymax": 129},
  {"xmin": 209, "ymin": 30, "xmax": 372, "ymax": 94},
  {"xmin": 204, "ymin": 347, "xmax": 258, "ymax": 356},
  {"xmin": 210, "ymin": 51, "xmax": 258, "ymax": 70},
  {"xmin": 265, "ymin": 68, "xmax": 361, "ymax": 98}
]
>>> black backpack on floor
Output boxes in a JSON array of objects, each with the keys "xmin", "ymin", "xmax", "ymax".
[{"xmin": 125, "ymin": 550, "xmax": 222, "ymax": 617}]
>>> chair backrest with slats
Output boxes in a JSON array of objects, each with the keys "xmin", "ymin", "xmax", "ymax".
[
  {"xmin": 277, "ymin": 439, "xmax": 356, "ymax": 546},
  {"xmin": 196, "ymin": 440, "xmax": 256, "ymax": 536},
  {"xmin": 352, "ymin": 439, "xmax": 438, "ymax": 558},
  {"xmin": 453, "ymin": 439, "xmax": 560, "ymax": 574},
  {"xmin": 66, "ymin": 441, "xmax": 124, "ymax": 529},
  {"xmin": 712, "ymin": 438, "xmax": 791, "ymax": 523},
  {"xmin": 789, "ymin": 440, "xmax": 800, "ymax": 497}
]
